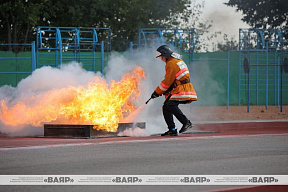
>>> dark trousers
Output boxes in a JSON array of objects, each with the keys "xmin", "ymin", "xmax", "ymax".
[{"xmin": 162, "ymin": 100, "xmax": 189, "ymax": 130}]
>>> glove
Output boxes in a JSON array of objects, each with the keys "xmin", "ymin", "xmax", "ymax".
[{"xmin": 151, "ymin": 91, "xmax": 160, "ymax": 99}]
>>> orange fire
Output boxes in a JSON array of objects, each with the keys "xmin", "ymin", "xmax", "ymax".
[{"xmin": 0, "ymin": 66, "xmax": 146, "ymax": 132}]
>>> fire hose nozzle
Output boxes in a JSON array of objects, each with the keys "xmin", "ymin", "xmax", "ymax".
[{"xmin": 145, "ymin": 98, "xmax": 152, "ymax": 104}]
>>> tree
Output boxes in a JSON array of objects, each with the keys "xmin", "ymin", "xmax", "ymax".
[
  {"xmin": 0, "ymin": 0, "xmax": 53, "ymax": 52},
  {"xmin": 216, "ymin": 34, "xmax": 238, "ymax": 52},
  {"xmin": 225, "ymin": 0, "xmax": 288, "ymax": 29},
  {"xmin": 0, "ymin": 0, "xmax": 192, "ymax": 52}
]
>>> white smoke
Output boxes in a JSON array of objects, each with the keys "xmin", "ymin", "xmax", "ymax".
[
  {"xmin": 0, "ymin": 45, "xmax": 224, "ymax": 137},
  {"xmin": 117, "ymin": 127, "xmax": 150, "ymax": 137},
  {"xmin": 115, "ymin": 46, "xmax": 174, "ymax": 136},
  {"xmin": 0, "ymin": 62, "xmax": 98, "ymax": 104},
  {"xmin": 0, "ymin": 61, "xmax": 101, "ymax": 136},
  {"xmin": 0, "ymin": 47, "xmax": 170, "ymax": 136},
  {"xmin": 190, "ymin": 59, "xmax": 225, "ymax": 106},
  {"xmin": 199, "ymin": 0, "xmax": 250, "ymax": 51}
]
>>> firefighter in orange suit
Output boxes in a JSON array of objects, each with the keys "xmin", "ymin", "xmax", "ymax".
[{"xmin": 151, "ymin": 45, "xmax": 197, "ymax": 136}]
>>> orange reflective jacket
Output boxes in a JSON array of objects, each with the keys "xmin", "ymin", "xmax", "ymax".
[{"xmin": 155, "ymin": 54, "xmax": 197, "ymax": 102}]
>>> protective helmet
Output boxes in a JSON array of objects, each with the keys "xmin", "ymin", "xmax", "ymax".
[{"xmin": 155, "ymin": 45, "xmax": 173, "ymax": 60}]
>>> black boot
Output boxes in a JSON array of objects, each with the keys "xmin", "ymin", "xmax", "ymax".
[
  {"xmin": 161, "ymin": 129, "xmax": 178, "ymax": 136},
  {"xmin": 179, "ymin": 120, "xmax": 193, "ymax": 133}
]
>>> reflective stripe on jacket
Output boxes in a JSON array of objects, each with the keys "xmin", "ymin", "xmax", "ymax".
[{"xmin": 155, "ymin": 56, "xmax": 197, "ymax": 102}]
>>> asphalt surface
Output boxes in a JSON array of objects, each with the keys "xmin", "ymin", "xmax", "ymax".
[{"xmin": 1, "ymin": 132, "xmax": 288, "ymax": 192}]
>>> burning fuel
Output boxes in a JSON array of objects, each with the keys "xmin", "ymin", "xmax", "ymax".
[{"xmin": 0, "ymin": 64, "xmax": 146, "ymax": 132}]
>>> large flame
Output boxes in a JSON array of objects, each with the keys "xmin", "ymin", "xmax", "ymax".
[{"xmin": 0, "ymin": 66, "xmax": 145, "ymax": 132}]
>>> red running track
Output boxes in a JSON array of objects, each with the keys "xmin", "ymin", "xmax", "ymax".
[{"xmin": 0, "ymin": 120, "xmax": 288, "ymax": 149}]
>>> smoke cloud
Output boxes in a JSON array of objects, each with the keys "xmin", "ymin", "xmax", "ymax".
[
  {"xmin": 0, "ymin": 47, "xmax": 168, "ymax": 136},
  {"xmin": 200, "ymin": 0, "xmax": 250, "ymax": 49},
  {"xmin": 0, "ymin": 62, "xmax": 100, "ymax": 136},
  {"xmin": 0, "ymin": 45, "xmax": 224, "ymax": 137}
]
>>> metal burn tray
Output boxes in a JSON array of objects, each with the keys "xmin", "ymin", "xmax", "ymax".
[{"xmin": 44, "ymin": 122, "xmax": 146, "ymax": 138}]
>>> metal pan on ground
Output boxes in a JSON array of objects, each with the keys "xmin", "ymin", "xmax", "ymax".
[{"xmin": 43, "ymin": 122, "xmax": 146, "ymax": 138}]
